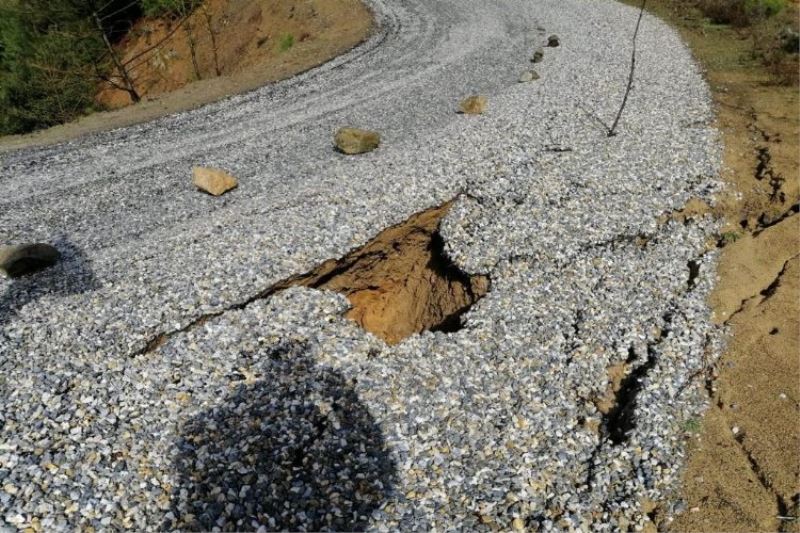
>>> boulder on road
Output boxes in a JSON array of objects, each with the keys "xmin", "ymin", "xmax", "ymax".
[
  {"xmin": 0, "ymin": 243, "xmax": 60, "ymax": 278},
  {"xmin": 334, "ymin": 128, "xmax": 381, "ymax": 155},
  {"xmin": 547, "ymin": 34, "xmax": 560, "ymax": 47},
  {"xmin": 459, "ymin": 95, "xmax": 488, "ymax": 115},
  {"xmin": 531, "ymin": 47, "xmax": 544, "ymax": 63},
  {"xmin": 519, "ymin": 70, "xmax": 540, "ymax": 83},
  {"xmin": 192, "ymin": 166, "xmax": 239, "ymax": 196}
]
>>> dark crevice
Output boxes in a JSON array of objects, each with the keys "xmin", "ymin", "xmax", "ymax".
[
  {"xmin": 753, "ymin": 143, "xmax": 788, "ymax": 206},
  {"xmin": 581, "ymin": 231, "xmax": 652, "ymax": 255},
  {"xmin": 752, "ymin": 204, "xmax": 799, "ymax": 236},
  {"xmin": 603, "ymin": 349, "xmax": 654, "ymax": 444},
  {"xmin": 673, "ymin": 333, "xmax": 717, "ymax": 401},
  {"xmin": 544, "ymin": 145, "xmax": 573, "ymax": 153},
  {"xmin": 603, "ymin": 313, "xmax": 673, "ymax": 445},
  {"xmin": 733, "ymin": 432, "xmax": 792, "ymax": 527},
  {"xmin": 759, "ymin": 260, "xmax": 789, "ymax": 299},
  {"xmin": 564, "ymin": 309, "xmax": 586, "ymax": 365},
  {"xmin": 687, "ymin": 259, "xmax": 701, "ymax": 290},
  {"xmin": 428, "ymin": 230, "xmax": 489, "ymax": 334},
  {"xmin": 306, "ymin": 252, "xmax": 387, "ymax": 289},
  {"xmin": 723, "ymin": 253, "xmax": 799, "ymax": 325},
  {"xmin": 753, "ymin": 145, "xmax": 786, "ymax": 205},
  {"xmin": 429, "ymin": 232, "xmax": 479, "ymax": 296},
  {"xmin": 429, "ymin": 308, "xmax": 470, "ymax": 334},
  {"xmin": 754, "ymin": 147, "xmax": 773, "ymax": 181}
]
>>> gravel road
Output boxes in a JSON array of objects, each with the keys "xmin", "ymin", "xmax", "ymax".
[{"xmin": 0, "ymin": 0, "xmax": 722, "ymax": 530}]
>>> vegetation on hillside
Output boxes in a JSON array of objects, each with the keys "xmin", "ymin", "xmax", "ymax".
[
  {"xmin": 0, "ymin": 0, "xmax": 199, "ymax": 136},
  {"xmin": 695, "ymin": 0, "xmax": 787, "ymax": 26},
  {"xmin": 625, "ymin": 0, "xmax": 798, "ymax": 84},
  {"xmin": 0, "ymin": 0, "xmax": 796, "ymax": 137}
]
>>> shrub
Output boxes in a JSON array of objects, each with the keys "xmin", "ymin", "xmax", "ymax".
[
  {"xmin": 746, "ymin": 4, "xmax": 800, "ymax": 85},
  {"xmin": 720, "ymin": 231, "xmax": 741, "ymax": 244},
  {"xmin": 0, "ymin": 1, "xmax": 105, "ymax": 134},
  {"xmin": 745, "ymin": 0, "xmax": 786, "ymax": 18},
  {"xmin": 779, "ymin": 27, "xmax": 799, "ymax": 53},
  {"xmin": 0, "ymin": 0, "xmax": 140, "ymax": 135},
  {"xmin": 696, "ymin": 0, "xmax": 787, "ymax": 26}
]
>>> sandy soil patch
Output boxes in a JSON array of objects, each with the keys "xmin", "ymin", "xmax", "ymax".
[{"xmin": 623, "ymin": 2, "xmax": 799, "ymax": 530}]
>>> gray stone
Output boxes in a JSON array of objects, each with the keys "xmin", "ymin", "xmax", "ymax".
[
  {"xmin": 519, "ymin": 70, "xmax": 540, "ymax": 83},
  {"xmin": 0, "ymin": 243, "xmax": 60, "ymax": 278}
]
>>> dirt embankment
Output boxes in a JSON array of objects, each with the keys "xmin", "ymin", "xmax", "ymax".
[
  {"xmin": 625, "ymin": 2, "xmax": 799, "ymax": 531},
  {"xmin": 97, "ymin": 0, "xmax": 372, "ymax": 109},
  {"xmin": 0, "ymin": 0, "xmax": 372, "ymax": 152}
]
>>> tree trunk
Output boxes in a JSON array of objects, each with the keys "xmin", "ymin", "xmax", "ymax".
[{"xmin": 185, "ymin": 19, "xmax": 202, "ymax": 80}]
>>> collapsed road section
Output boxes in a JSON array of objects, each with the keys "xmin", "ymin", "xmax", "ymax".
[{"xmin": 0, "ymin": 0, "xmax": 722, "ymax": 530}]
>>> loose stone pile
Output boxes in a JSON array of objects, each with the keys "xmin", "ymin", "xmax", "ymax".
[{"xmin": 0, "ymin": 0, "xmax": 722, "ymax": 531}]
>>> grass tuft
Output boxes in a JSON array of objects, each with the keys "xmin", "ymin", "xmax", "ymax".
[
  {"xmin": 278, "ymin": 33, "xmax": 295, "ymax": 52},
  {"xmin": 682, "ymin": 418, "xmax": 702, "ymax": 433},
  {"xmin": 721, "ymin": 231, "xmax": 741, "ymax": 244}
]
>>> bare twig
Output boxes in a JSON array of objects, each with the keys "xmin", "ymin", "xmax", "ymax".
[
  {"xmin": 119, "ymin": 13, "xmax": 192, "ymax": 69},
  {"xmin": 608, "ymin": 0, "xmax": 646, "ymax": 137},
  {"xmin": 201, "ymin": 4, "xmax": 222, "ymax": 77},
  {"xmin": 575, "ymin": 101, "xmax": 613, "ymax": 135},
  {"xmin": 96, "ymin": 0, "xmax": 140, "ymax": 23},
  {"xmin": 94, "ymin": 61, "xmax": 132, "ymax": 92},
  {"xmin": 184, "ymin": 17, "xmax": 202, "ymax": 80},
  {"xmin": 93, "ymin": 10, "xmax": 140, "ymax": 103}
]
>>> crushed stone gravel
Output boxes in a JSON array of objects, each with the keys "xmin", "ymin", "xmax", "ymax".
[{"xmin": 0, "ymin": 0, "xmax": 722, "ymax": 530}]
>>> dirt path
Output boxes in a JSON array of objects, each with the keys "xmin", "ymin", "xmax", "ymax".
[
  {"xmin": 623, "ymin": 2, "xmax": 799, "ymax": 531},
  {"xmin": 0, "ymin": 0, "xmax": 372, "ymax": 153}
]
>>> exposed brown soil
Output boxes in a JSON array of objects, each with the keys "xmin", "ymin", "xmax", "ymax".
[
  {"xmin": 97, "ymin": 0, "xmax": 371, "ymax": 109},
  {"xmin": 675, "ymin": 77, "xmax": 800, "ymax": 533},
  {"xmin": 0, "ymin": 0, "xmax": 372, "ymax": 153},
  {"xmin": 595, "ymin": 361, "xmax": 632, "ymax": 416},
  {"xmin": 278, "ymin": 201, "xmax": 490, "ymax": 345},
  {"xmin": 621, "ymin": 2, "xmax": 800, "ymax": 531}
]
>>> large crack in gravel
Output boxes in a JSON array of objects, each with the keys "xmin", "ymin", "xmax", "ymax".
[{"xmin": 138, "ymin": 198, "xmax": 489, "ymax": 352}]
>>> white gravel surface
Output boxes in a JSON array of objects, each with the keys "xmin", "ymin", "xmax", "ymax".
[{"xmin": 0, "ymin": 0, "xmax": 722, "ymax": 530}]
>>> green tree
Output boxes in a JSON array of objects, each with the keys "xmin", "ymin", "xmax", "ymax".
[
  {"xmin": 0, "ymin": 0, "xmax": 109, "ymax": 134},
  {"xmin": 0, "ymin": 0, "xmax": 198, "ymax": 135}
]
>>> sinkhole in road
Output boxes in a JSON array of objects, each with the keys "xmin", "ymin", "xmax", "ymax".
[{"xmin": 282, "ymin": 200, "xmax": 490, "ymax": 345}]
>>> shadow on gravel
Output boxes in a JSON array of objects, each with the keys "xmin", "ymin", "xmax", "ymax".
[
  {"xmin": 166, "ymin": 341, "xmax": 396, "ymax": 532},
  {"xmin": 0, "ymin": 236, "xmax": 98, "ymax": 326}
]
